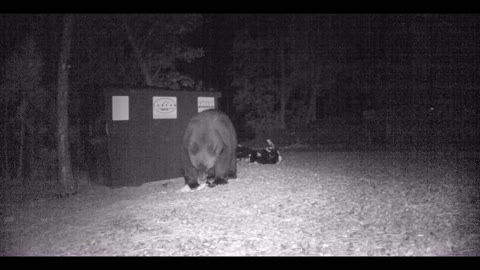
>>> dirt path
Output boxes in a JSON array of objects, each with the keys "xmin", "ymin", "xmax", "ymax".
[{"xmin": 1, "ymin": 150, "xmax": 478, "ymax": 256}]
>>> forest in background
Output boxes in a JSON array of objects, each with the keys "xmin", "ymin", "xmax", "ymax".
[{"xmin": 0, "ymin": 14, "xmax": 478, "ymax": 188}]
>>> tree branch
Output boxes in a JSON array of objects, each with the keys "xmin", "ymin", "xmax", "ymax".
[
  {"xmin": 123, "ymin": 20, "xmax": 154, "ymax": 86},
  {"xmin": 139, "ymin": 21, "xmax": 158, "ymax": 53}
]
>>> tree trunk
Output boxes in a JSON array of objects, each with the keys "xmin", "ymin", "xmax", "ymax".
[
  {"xmin": 123, "ymin": 21, "xmax": 154, "ymax": 86},
  {"xmin": 307, "ymin": 87, "xmax": 317, "ymax": 124},
  {"xmin": 16, "ymin": 98, "xmax": 26, "ymax": 183},
  {"xmin": 56, "ymin": 14, "xmax": 75, "ymax": 196},
  {"xmin": 28, "ymin": 127, "xmax": 35, "ymax": 181},
  {"xmin": 323, "ymin": 95, "xmax": 328, "ymax": 119},
  {"xmin": 279, "ymin": 39, "xmax": 287, "ymax": 130},
  {"xmin": 306, "ymin": 39, "xmax": 317, "ymax": 124},
  {"xmin": 2, "ymin": 97, "xmax": 11, "ymax": 181}
]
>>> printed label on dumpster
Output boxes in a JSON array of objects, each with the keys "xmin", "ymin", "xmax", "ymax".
[
  {"xmin": 153, "ymin": 97, "xmax": 177, "ymax": 119},
  {"xmin": 198, "ymin": 97, "xmax": 215, "ymax": 113}
]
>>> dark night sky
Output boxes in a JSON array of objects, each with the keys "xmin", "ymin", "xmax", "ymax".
[
  {"xmin": 1, "ymin": 14, "xmax": 479, "ymax": 114},
  {"xmin": 0, "ymin": 14, "xmax": 62, "ymax": 84}
]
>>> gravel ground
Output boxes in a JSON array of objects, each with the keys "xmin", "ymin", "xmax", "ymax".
[{"xmin": 0, "ymin": 149, "xmax": 479, "ymax": 256}]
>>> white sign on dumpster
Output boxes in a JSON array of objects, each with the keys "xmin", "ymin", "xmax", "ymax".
[
  {"xmin": 112, "ymin": 96, "xmax": 129, "ymax": 121},
  {"xmin": 198, "ymin": 97, "xmax": 215, "ymax": 113},
  {"xmin": 153, "ymin": 97, "xmax": 177, "ymax": 119}
]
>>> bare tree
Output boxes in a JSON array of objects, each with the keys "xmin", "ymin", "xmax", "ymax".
[
  {"xmin": 2, "ymin": 89, "xmax": 11, "ymax": 181},
  {"xmin": 0, "ymin": 36, "xmax": 44, "ymax": 184},
  {"xmin": 279, "ymin": 36, "xmax": 287, "ymax": 129},
  {"xmin": 56, "ymin": 14, "xmax": 75, "ymax": 196},
  {"xmin": 123, "ymin": 20, "xmax": 154, "ymax": 86},
  {"xmin": 121, "ymin": 15, "xmax": 204, "ymax": 89}
]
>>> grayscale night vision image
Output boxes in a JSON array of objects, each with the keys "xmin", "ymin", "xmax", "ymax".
[{"xmin": 0, "ymin": 14, "xmax": 478, "ymax": 256}]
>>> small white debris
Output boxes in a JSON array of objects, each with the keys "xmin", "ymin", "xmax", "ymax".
[
  {"xmin": 177, "ymin": 185, "xmax": 192, "ymax": 193},
  {"xmin": 197, "ymin": 183, "xmax": 207, "ymax": 191},
  {"xmin": 177, "ymin": 183, "xmax": 207, "ymax": 193}
]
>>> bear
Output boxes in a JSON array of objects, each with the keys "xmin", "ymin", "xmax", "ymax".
[{"xmin": 181, "ymin": 109, "xmax": 237, "ymax": 190}]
